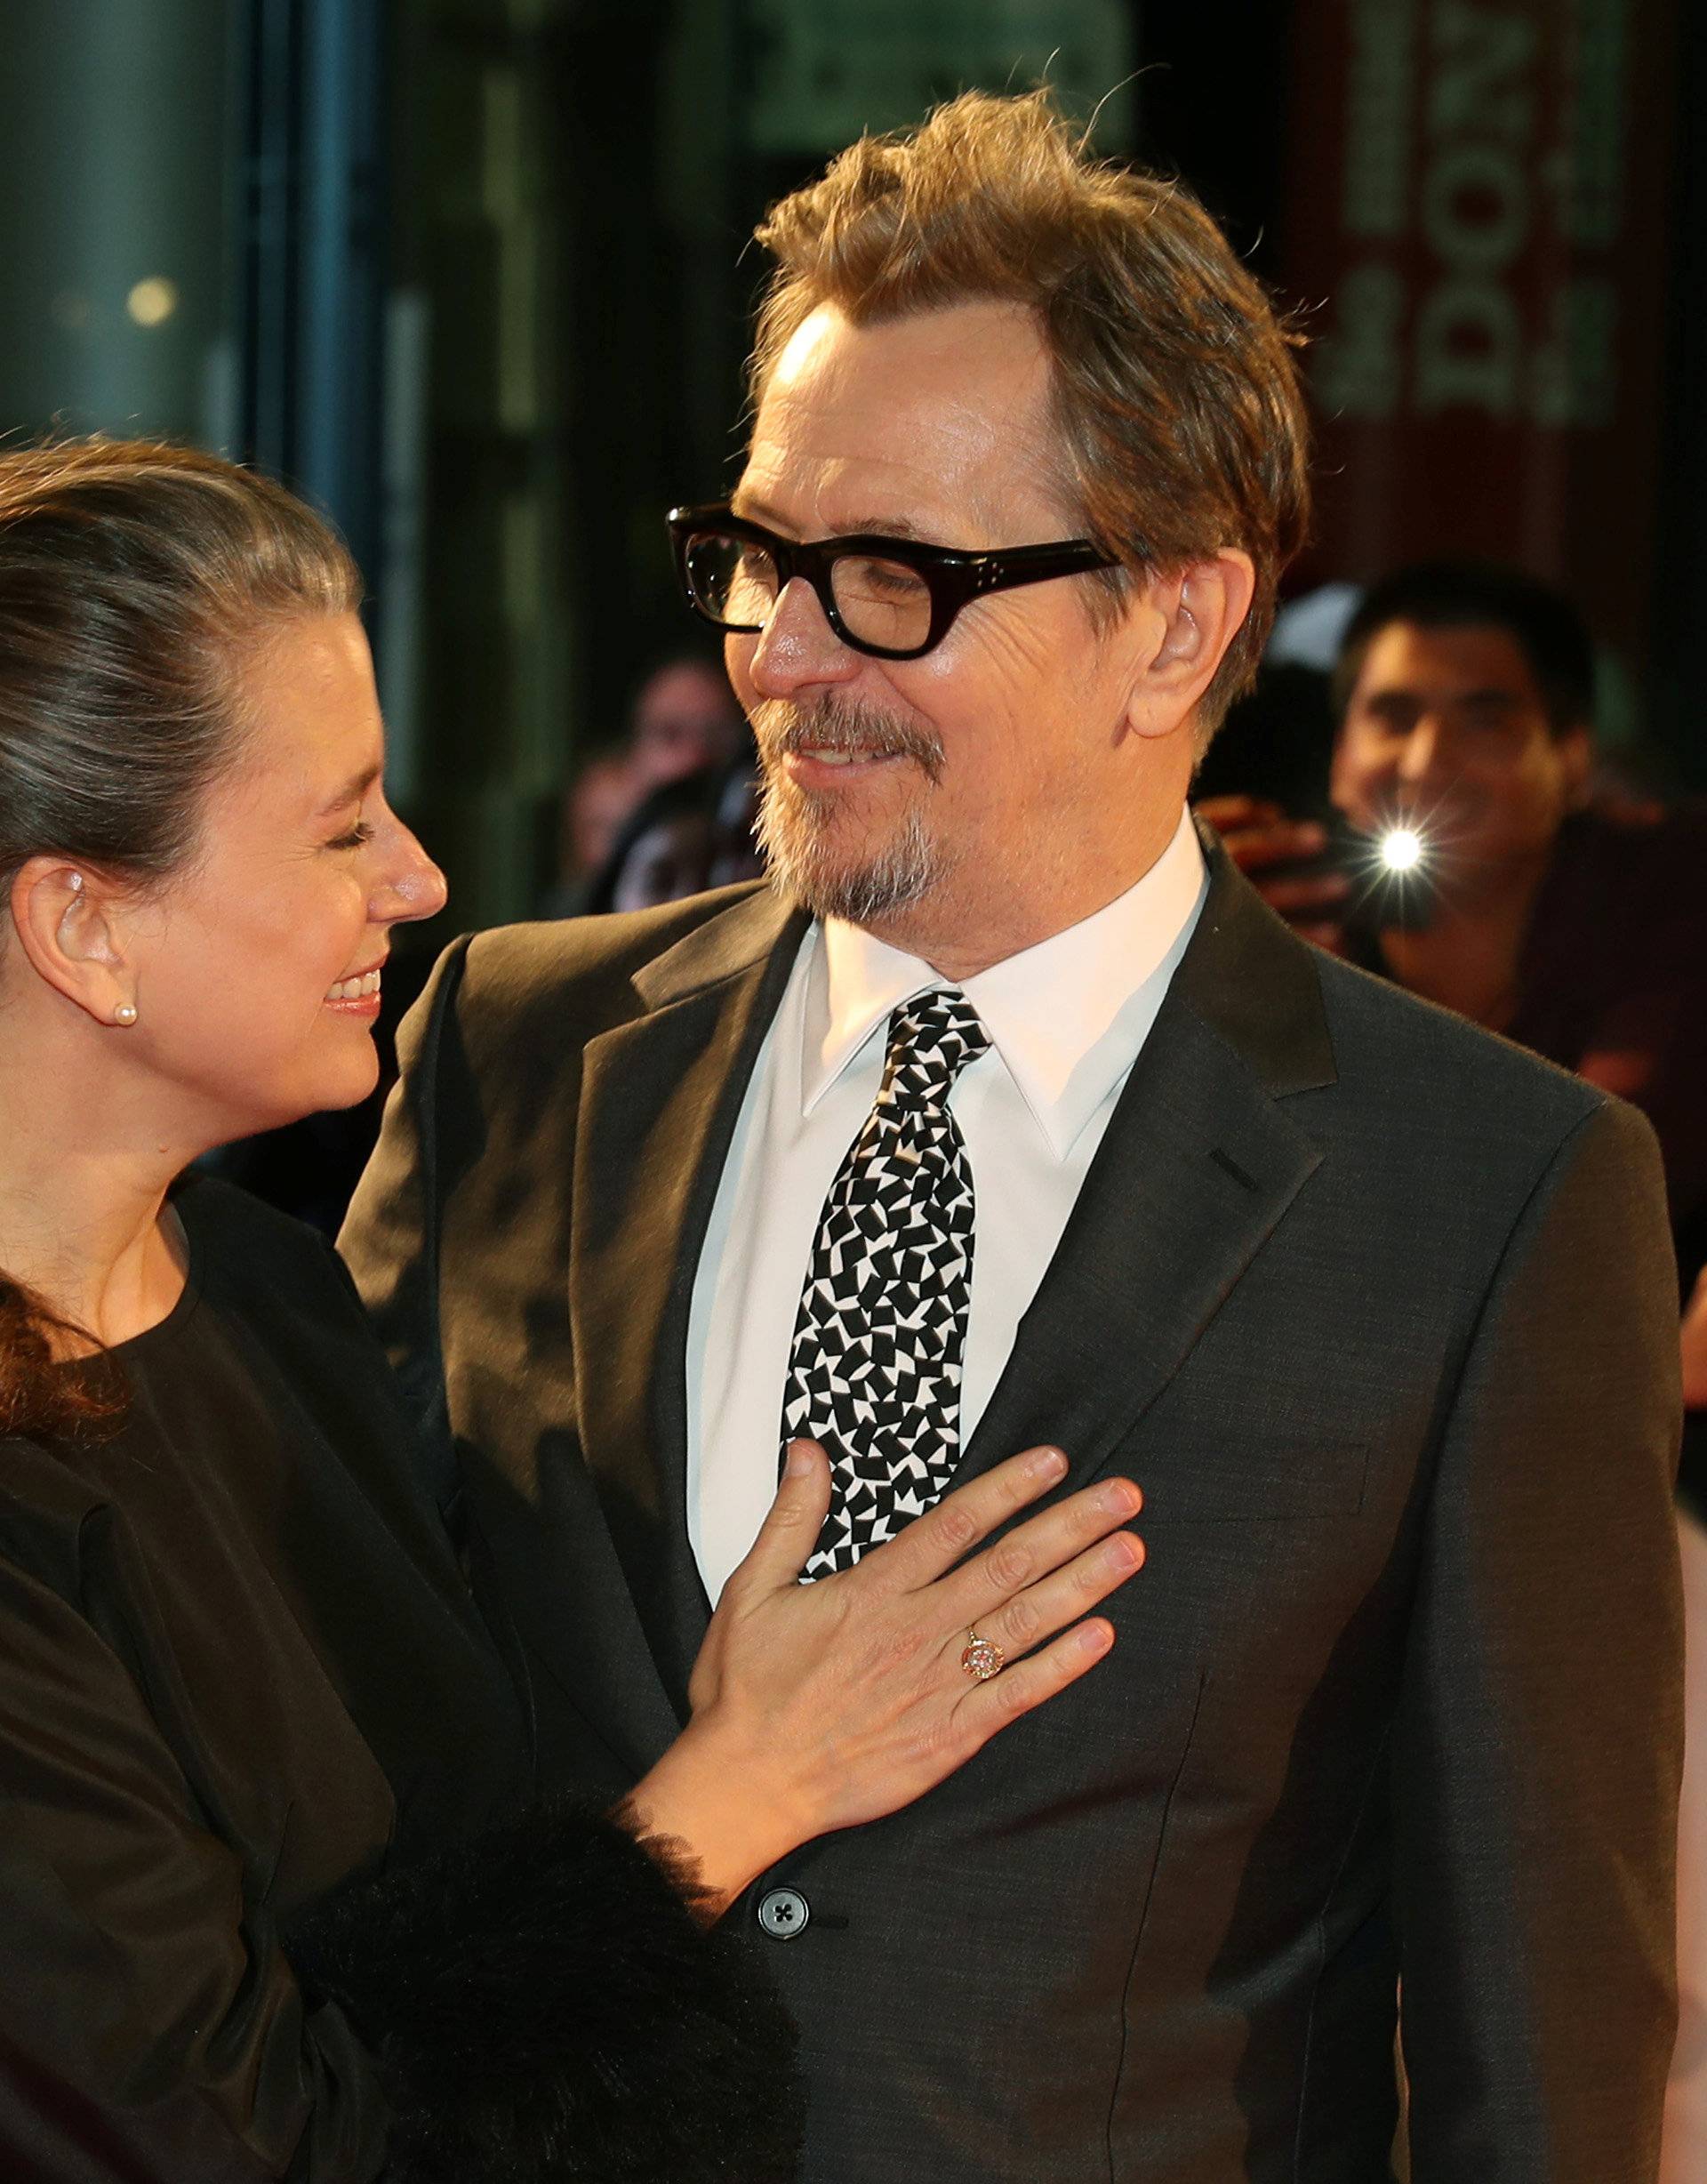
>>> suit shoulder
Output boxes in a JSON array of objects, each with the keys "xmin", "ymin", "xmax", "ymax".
[
  {"xmin": 465, "ymin": 881, "xmax": 769, "ymax": 992},
  {"xmin": 451, "ymin": 883, "xmax": 773, "ymax": 1035},
  {"xmin": 1310, "ymin": 945, "xmax": 1610, "ymax": 1144},
  {"xmin": 1284, "ymin": 949, "xmax": 1665, "ymax": 1281}
]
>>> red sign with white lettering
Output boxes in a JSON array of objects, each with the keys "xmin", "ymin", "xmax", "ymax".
[{"xmin": 1282, "ymin": 0, "xmax": 1679, "ymax": 670}]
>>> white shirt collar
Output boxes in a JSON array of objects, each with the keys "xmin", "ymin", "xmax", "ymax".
[{"xmin": 800, "ymin": 805, "xmax": 1206, "ymax": 1159}]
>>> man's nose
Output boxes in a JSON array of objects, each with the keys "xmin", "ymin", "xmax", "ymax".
[
  {"xmin": 745, "ymin": 577, "xmax": 861, "ymax": 701},
  {"xmin": 1397, "ymin": 717, "xmax": 1446, "ymax": 783}
]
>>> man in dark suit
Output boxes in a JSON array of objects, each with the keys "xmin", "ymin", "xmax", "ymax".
[{"xmin": 341, "ymin": 91, "xmax": 1684, "ymax": 2180}]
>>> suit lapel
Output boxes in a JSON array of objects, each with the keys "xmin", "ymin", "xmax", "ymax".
[
  {"xmin": 562, "ymin": 841, "xmax": 1333, "ymax": 1714},
  {"xmin": 960, "ymin": 839, "xmax": 1338, "ymax": 1492},
  {"xmin": 569, "ymin": 886, "xmax": 808, "ymax": 1721}
]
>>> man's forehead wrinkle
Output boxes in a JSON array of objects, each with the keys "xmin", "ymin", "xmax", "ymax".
[
  {"xmin": 757, "ymin": 373, "xmax": 1016, "ymax": 464},
  {"xmin": 741, "ymin": 368, "xmax": 1070, "ymax": 548},
  {"xmin": 741, "ymin": 443, "xmax": 982, "ymax": 540},
  {"xmin": 746, "ymin": 393, "xmax": 938, "ymax": 502}
]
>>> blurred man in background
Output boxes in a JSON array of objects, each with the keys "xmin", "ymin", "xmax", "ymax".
[
  {"xmin": 557, "ymin": 749, "xmax": 642, "ymax": 893},
  {"xmin": 541, "ymin": 651, "xmax": 751, "ymax": 915},
  {"xmin": 1203, "ymin": 560, "xmax": 1707, "ymax": 1376},
  {"xmin": 629, "ymin": 652, "xmax": 747, "ymax": 788}
]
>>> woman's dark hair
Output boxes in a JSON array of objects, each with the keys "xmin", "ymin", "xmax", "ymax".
[
  {"xmin": 1330, "ymin": 559, "xmax": 1598, "ymax": 735},
  {"xmin": 0, "ymin": 438, "xmax": 361, "ymax": 1440}
]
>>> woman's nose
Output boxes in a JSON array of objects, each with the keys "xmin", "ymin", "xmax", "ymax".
[{"xmin": 373, "ymin": 823, "xmax": 448, "ymax": 925}]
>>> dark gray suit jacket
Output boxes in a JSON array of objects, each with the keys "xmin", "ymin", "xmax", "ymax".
[{"xmin": 341, "ymin": 839, "xmax": 1684, "ymax": 2182}]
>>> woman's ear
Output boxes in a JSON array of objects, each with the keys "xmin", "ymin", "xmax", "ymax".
[
  {"xmin": 10, "ymin": 859, "xmax": 141, "ymax": 1027},
  {"xmin": 1120, "ymin": 550, "xmax": 1257, "ymax": 743}
]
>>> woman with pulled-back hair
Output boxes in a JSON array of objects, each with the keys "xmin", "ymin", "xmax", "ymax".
[{"xmin": 0, "ymin": 439, "xmax": 1140, "ymax": 2182}]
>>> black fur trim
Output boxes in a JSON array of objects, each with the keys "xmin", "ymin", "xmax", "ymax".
[{"xmin": 285, "ymin": 1798, "xmax": 802, "ymax": 2182}]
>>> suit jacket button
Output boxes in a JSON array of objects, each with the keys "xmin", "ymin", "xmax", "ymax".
[{"xmin": 757, "ymin": 1886, "xmax": 810, "ymax": 1939}]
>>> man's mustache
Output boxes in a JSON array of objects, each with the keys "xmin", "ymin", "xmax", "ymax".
[{"xmin": 752, "ymin": 701, "xmax": 946, "ymax": 786}]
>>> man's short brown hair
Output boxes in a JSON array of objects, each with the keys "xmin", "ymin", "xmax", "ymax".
[{"xmin": 749, "ymin": 90, "xmax": 1311, "ymax": 740}]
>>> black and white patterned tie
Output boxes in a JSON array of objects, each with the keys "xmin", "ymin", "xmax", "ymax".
[{"xmin": 781, "ymin": 988, "xmax": 990, "ymax": 1579}]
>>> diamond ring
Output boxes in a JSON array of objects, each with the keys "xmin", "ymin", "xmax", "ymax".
[{"xmin": 961, "ymin": 1627, "xmax": 1005, "ymax": 1682}]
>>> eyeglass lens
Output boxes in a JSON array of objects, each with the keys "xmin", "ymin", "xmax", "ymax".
[{"xmin": 685, "ymin": 528, "xmax": 935, "ymax": 653}]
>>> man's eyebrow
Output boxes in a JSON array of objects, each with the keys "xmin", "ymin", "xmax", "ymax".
[
  {"xmin": 317, "ymin": 763, "xmax": 382, "ymax": 815},
  {"xmin": 840, "ymin": 514, "xmax": 944, "ymax": 543},
  {"xmin": 729, "ymin": 494, "xmax": 945, "ymax": 545}
]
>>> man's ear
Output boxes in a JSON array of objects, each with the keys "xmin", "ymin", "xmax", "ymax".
[
  {"xmin": 1120, "ymin": 550, "xmax": 1257, "ymax": 743},
  {"xmin": 9, "ymin": 859, "xmax": 141, "ymax": 1026}
]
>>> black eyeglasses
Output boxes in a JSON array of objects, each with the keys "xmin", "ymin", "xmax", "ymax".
[{"xmin": 666, "ymin": 502, "xmax": 1117, "ymax": 662}]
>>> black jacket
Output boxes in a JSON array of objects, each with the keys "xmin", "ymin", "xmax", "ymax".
[
  {"xmin": 0, "ymin": 1179, "xmax": 796, "ymax": 2182},
  {"xmin": 342, "ymin": 837, "xmax": 1685, "ymax": 2181}
]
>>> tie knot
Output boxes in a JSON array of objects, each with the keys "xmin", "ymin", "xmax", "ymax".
[{"xmin": 879, "ymin": 989, "xmax": 990, "ymax": 1112}]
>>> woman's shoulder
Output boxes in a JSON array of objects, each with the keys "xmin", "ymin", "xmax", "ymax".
[
  {"xmin": 175, "ymin": 1168, "xmax": 334, "ymax": 1250},
  {"xmin": 173, "ymin": 1172, "xmax": 364, "ymax": 1320},
  {"xmin": 0, "ymin": 1406, "xmax": 122, "ymax": 1599},
  {"xmin": 170, "ymin": 1176, "xmax": 425, "ymax": 1475},
  {"xmin": 0, "ymin": 1182, "xmax": 331, "ymax": 1573}
]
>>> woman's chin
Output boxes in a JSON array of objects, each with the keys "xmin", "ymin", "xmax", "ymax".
[
  {"xmin": 263, "ymin": 1044, "xmax": 383, "ymax": 1129},
  {"xmin": 317, "ymin": 1048, "xmax": 383, "ymax": 1113}
]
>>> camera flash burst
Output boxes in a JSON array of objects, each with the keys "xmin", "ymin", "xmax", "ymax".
[{"xmin": 1380, "ymin": 828, "xmax": 1424, "ymax": 873}]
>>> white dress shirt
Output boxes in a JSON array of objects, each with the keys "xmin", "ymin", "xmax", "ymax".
[{"xmin": 685, "ymin": 804, "xmax": 1207, "ymax": 1603}]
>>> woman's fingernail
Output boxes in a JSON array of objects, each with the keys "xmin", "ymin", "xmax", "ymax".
[
  {"xmin": 786, "ymin": 1441, "xmax": 815, "ymax": 1478},
  {"xmin": 1030, "ymin": 1446, "xmax": 1068, "ymax": 1481}
]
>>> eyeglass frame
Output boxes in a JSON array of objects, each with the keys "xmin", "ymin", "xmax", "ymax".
[{"xmin": 665, "ymin": 502, "xmax": 1118, "ymax": 662}]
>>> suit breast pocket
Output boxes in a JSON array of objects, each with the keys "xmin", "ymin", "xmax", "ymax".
[{"xmin": 1131, "ymin": 1433, "xmax": 1371, "ymax": 1522}]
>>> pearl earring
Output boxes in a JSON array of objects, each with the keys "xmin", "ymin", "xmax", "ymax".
[
  {"xmin": 113, "ymin": 1002, "xmax": 138, "ymax": 1026},
  {"xmin": 67, "ymin": 871, "xmax": 84, "ymax": 894}
]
